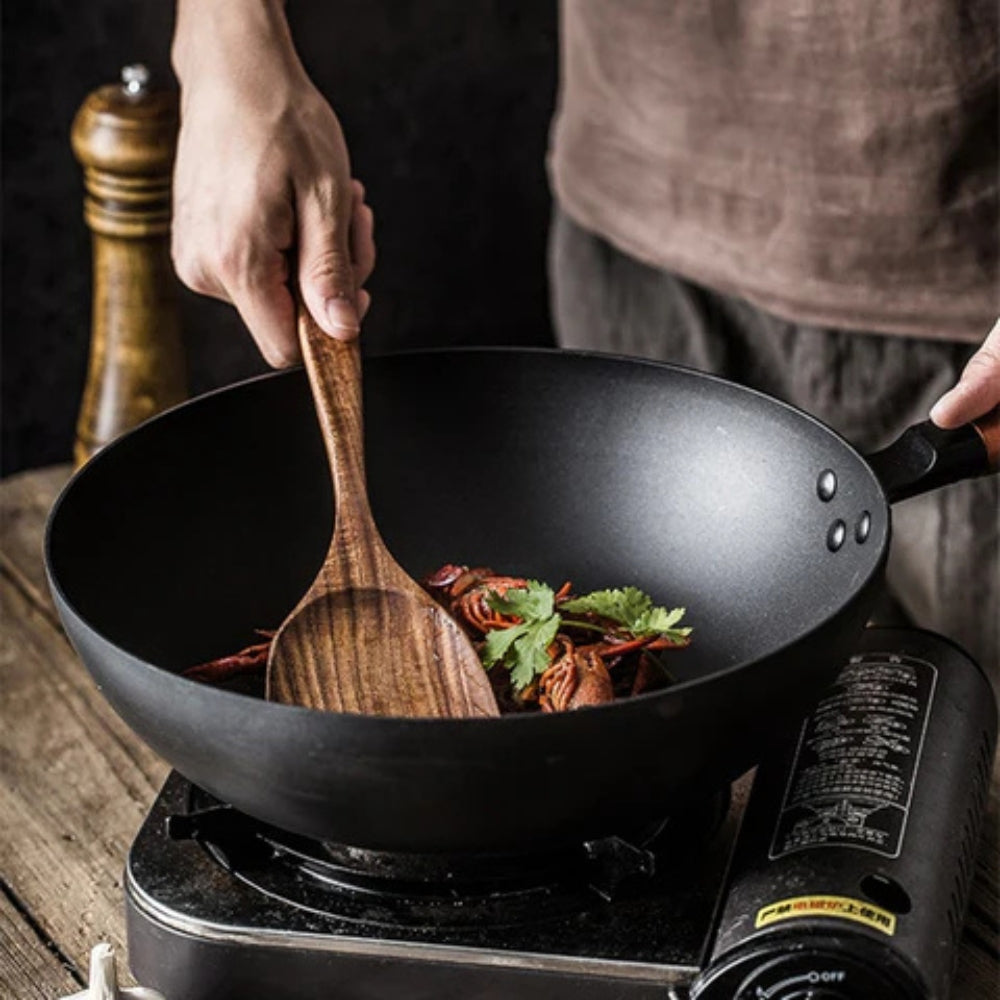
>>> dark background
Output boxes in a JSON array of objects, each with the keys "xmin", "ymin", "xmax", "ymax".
[{"xmin": 1, "ymin": 1, "xmax": 558, "ymax": 476}]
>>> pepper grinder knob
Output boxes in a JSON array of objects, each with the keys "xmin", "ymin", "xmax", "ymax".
[
  {"xmin": 121, "ymin": 63, "xmax": 151, "ymax": 97},
  {"xmin": 70, "ymin": 66, "xmax": 186, "ymax": 467}
]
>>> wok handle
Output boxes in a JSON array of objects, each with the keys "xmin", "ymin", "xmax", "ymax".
[{"xmin": 866, "ymin": 406, "xmax": 1000, "ymax": 504}]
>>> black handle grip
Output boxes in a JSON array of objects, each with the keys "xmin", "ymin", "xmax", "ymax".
[{"xmin": 866, "ymin": 419, "xmax": 994, "ymax": 504}]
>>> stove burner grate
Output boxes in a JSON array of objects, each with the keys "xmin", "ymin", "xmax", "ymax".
[{"xmin": 166, "ymin": 785, "xmax": 729, "ymax": 929}]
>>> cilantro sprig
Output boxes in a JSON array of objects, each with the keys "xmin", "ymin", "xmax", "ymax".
[
  {"xmin": 482, "ymin": 582, "xmax": 561, "ymax": 692},
  {"xmin": 561, "ymin": 587, "xmax": 692, "ymax": 642},
  {"xmin": 481, "ymin": 581, "xmax": 692, "ymax": 693}
]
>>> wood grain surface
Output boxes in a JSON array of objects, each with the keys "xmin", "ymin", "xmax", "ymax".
[
  {"xmin": 1, "ymin": 466, "xmax": 996, "ymax": 998},
  {"xmin": 1, "ymin": 465, "xmax": 168, "ymax": 993},
  {"xmin": 266, "ymin": 312, "xmax": 499, "ymax": 718},
  {"xmin": 0, "ymin": 889, "xmax": 79, "ymax": 1000}
]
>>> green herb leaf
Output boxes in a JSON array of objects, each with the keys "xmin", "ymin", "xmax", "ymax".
[
  {"xmin": 561, "ymin": 587, "xmax": 692, "ymax": 639},
  {"xmin": 481, "ymin": 621, "xmax": 531, "ymax": 667},
  {"xmin": 482, "ymin": 581, "xmax": 562, "ymax": 692},
  {"xmin": 561, "ymin": 586, "xmax": 651, "ymax": 625},
  {"xmin": 508, "ymin": 614, "xmax": 562, "ymax": 691},
  {"xmin": 633, "ymin": 605, "xmax": 692, "ymax": 638},
  {"xmin": 486, "ymin": 580, "xmax": 555, "ymax": 621}
]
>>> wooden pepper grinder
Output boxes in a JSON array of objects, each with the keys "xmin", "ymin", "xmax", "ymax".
[{"xmin": 71, "ymin": 64, "xmax": 186, "ymax": 467}]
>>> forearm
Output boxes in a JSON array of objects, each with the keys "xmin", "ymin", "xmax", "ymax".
[{"xmin": 172, "ymin": 0, "xmax": 300, "ymax": 90}]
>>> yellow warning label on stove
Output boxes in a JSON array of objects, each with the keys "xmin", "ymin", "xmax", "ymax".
[{"xmin": 755, "ymin": 895, "xmax": 896, "ymax": 936}]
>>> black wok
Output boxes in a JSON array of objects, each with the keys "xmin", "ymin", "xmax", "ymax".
[{"xmin": 45, "ymin": 350, "xmax": 996, "ymax": 852}]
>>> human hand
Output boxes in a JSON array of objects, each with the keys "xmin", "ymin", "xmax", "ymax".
[
  {"xmin": 930, "ymin": 318, "xmax": 1000, "ymax": 428},
  {"xmin": 171, "ymin": 0, "xmax": 375, "ymax": 367}
]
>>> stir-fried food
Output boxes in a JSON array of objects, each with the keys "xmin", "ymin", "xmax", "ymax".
[
  {"xmin": 183, "ymin": 565, "xmax": 693, "ymax": 714},
  {"xmin": 422, "ymin": 565, "xmax": 692, "ymax": 712}
]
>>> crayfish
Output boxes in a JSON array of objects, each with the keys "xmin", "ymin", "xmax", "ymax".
[
  {"xmin": 183, "ymin": 564, "xmax": 690, "ymax": 716},
  {"xmin": 422, "ymin": 564, "xmax": 686, "ymax": 713}
]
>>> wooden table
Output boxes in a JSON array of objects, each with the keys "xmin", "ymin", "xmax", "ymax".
[{"xmin": 2, "ymin": 466, "xmax": 997, "ymax": 998}]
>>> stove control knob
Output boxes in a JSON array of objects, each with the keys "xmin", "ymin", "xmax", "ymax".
[
  {"xmin": 734, "ymin": 953, "xmax": 908, "ymax": 1000},
  {"xmin": 692, "ymin": 946, "xmax": 912, "ymax": 1000}
]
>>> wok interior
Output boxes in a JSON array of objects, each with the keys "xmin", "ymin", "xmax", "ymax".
[{"xmin": 49, "ymin": 350, "xmax": 887, "ymax": 687}]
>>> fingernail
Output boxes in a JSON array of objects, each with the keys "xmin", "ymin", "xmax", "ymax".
[
  {"xmin": 929, "ymin": 389, "xmax": 958, "ymax": 427},
  {"xmin": 323, "ymin": 296, "xmax": 360, "ymax": 338}
]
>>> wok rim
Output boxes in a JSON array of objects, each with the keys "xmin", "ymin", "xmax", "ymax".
[{"xmin": 44, "ymin": 346, "xmax": 892, "ymax": 731}]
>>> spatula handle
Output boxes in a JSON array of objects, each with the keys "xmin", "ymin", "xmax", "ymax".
[{"xmin": 297, "ymin": 303, "xmax": 374, "ymax": 537}]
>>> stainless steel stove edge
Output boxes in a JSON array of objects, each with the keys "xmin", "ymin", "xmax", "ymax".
[{"xmin": 125, "ymin": 864, "xmax": 698, "ymax": 986}]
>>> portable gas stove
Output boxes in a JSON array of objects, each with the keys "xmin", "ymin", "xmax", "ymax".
[{"xmin": 125, "ymin": 629, "xmax": 996, "ymax": 1000}]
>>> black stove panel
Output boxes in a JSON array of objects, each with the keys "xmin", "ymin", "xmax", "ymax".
[
  {"xmin": 125, "ymin": 631, "xmax": 993, "ymax": 1000},
  {"xmin": 127, "ymin": 772, "xmax": 743, "ymax": 999}
]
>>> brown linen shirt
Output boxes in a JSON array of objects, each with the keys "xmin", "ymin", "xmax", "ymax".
[{"xmin": 548, "ymin": 0, "xmax": 998, "ymax": 342}]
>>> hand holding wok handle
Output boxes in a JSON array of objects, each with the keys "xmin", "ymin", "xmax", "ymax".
[
  {"xmin": 929, "ymin": 317, "xmax": 1000, "ymax": 429},
  {"xmin": 867, "ymin": 406, "xmax": 1000, "ymax": 504}
]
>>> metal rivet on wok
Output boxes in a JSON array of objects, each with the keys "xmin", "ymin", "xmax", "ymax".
[
  {"xmin": 855, "ymin": 510, "xmax": 872, "ymax": 544},
  {"xmin": 817, "ymin": 469, "xmax": 837, "ymax": 502},
  {"xmin": 827, "ymin": 519, "xmax": 847, "ymax": 552}
]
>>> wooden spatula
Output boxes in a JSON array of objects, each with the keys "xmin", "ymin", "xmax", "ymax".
[{"xmin": 266, "ymin": 305, "xmax": 499, "ymax": 718}]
